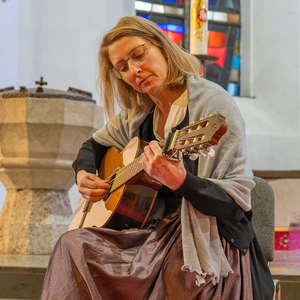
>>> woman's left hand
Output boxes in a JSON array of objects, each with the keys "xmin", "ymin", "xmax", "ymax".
[{"xmin": 140, "ymin": 141, "xmax": 187, "ymax": 190}]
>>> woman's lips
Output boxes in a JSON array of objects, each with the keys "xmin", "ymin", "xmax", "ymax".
[{"xmin": 140, "ymin": 75, "xmax": 151, "ymax": 86}]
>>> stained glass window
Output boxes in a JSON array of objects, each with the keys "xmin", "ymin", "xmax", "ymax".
[
  {"xmin": 205, "ymin": 0, "xmax": 241, "ymax": 95},
  {"xmin": 135, "ymin": 0, "xmax": 241, "ymax": 96}
]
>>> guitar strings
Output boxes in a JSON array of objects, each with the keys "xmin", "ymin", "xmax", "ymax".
[
  {"xmin": 103, "ymin": 133, "xmax": 175, "ymax": 190},
  {"xmin": 107, "ymin": 157, "xmax": 143, "ymax": 190}
]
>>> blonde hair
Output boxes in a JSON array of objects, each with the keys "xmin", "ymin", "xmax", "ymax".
[{"xmin": 97, "ymin": 16, "xmax": 200, "ymax": 123}]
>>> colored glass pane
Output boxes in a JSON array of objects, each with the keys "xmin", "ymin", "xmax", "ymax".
[
  {"xmin": 168, "ymin": 24, "xmax": 185, "ymax": 33},
  {"xmin": 232, "ymin": 0, "xmax": 240, "ymax": 9},
  {"xmin": 157, "ymin": 25, "xmax": 184, "ymax": 44},
  {"xmin": 152, "ymin": 4, "xmax": 164, "ymax": 13},
  {"xmin": 157, "ymin": 24, "xmax": 168, "ymax": 30},
  {"xmin": 207, "ymin": 11, "xmax": 214, "ymax": 21},
  {"xmin": 157, "ymin": 24, "xmax": 185, "ymax": 33},
  {"xmin": 229, "ymin": 69, "xmax": 239, "ymax": 82},
  {"xmin": 135, "ymin": 1, "xmax": 152, "ymax": 12},
  {"xmin": 208, "ymin": 31, "xmax": 227, "ymax": 47},
  {"xmin": 218, "ymin": 0, "xmax": 234, "ymax": 9},
  {"xmin": 165, "ymin": 6, "xmax": 184, "ymax": 15},
  {"xmin": 198, "ymin": 68, "xmax": 202, "ymax": 76},
  {"xmin": 213, "ymin": 12, "xmax": 228, "ymax": 22},
  {"xmin": 234, "ymin": 39, "xmax": 240, "ymax": 56},
  {"xmin": 209, "ymin": 0, "xmax": 217, "ymax": 7},
  {"xmin": 227, "ymin": 83, "xmax": 239, "ymax": 96},
  {"xmin": 231, "ymin": 54, "xmax": 240, "ymax": 69},
  {"xmin": 228, "ymin": 14, "xmax": 240, "ymax": 24},
  {"xmin": 166, "ymin": 31, "xmax": 183, "ymax": 44},
  {"xmin": 207, "ymin": 47, "xmax": 227, "ymax": 67}
]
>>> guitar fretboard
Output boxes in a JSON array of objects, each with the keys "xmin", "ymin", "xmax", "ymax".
[{"xmin": 110, "ymin": 156, "xmax": 143, "ymax": 193}]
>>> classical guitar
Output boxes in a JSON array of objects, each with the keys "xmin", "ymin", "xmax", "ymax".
[{"xmin": 69, "ymin": 113, "xmax": 228, "ymax": 231}]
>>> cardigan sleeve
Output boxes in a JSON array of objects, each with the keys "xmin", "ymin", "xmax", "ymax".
[
  {"xmin": 175, "ymin": 172, "xmax": 244, "ymax": 221},
  {"xmin": 72, "ymin": 137, "xmax": 109, "ymax": 183}
]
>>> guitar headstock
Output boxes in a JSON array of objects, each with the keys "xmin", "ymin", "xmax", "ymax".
[{"xmin": 162, "ymin": 114, "xmax": 228, "ymax": 160}]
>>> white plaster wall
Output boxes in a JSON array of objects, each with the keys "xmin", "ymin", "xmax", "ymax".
[
  {"xmin": 266, "ymin": 178, "xmax": 300, "ymax": 227},
  {"xmin": 237, "ymin": 1, "xmax": 300, "ymax": 227},
  {"xmin": 0, "ymin": 0, "xmax": 135, "ymax": 212},
  {"xmin": 253, "ymin": 1, "xmax": 299, "ymax": 132},
  {"xmin": 0, "ymin": 0, "xmax": 19, "ymax": 88},
  {"xmin": 17, "ymin": 0, "xmax": 135, "ymax": 101},
  {"xmin": 238, "ymin": 0, "xmax": 300, "ymax": 171}
]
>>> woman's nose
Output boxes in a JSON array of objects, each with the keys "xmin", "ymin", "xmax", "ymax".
[{"xmin": 128, "ymin": 60, "xmax": 142, "ymax": 76}]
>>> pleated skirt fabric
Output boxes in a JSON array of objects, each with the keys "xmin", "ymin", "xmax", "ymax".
[{"xmin": 39, "ymin": 205, "xmax": 262, "ymax": 300}]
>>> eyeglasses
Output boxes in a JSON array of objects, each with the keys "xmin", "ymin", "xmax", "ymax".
[{"xmin": 111, "ymin": 42, "xmax": 150, "ymax": 79}]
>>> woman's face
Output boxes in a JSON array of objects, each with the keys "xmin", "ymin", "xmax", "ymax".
[{"xmin": 108, "ymin": 36, "xmax": 169, "ymax": 98}]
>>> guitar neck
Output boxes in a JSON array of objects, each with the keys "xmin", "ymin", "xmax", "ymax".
[
  {"xmin": 109, "ymin": 136, "xmax": 170, "ymax": 193},
  {"xmin": 110, "ymin": 156, "xmax": 143, "ymax": 193},
  {"xmin": 108, "ymin": 113, "xmax": 227, "ymax": 193}
]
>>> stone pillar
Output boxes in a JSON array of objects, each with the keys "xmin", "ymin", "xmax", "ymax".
[{"xmin": 0, "ymin": 86, "xmax": 103, "ymax": 254}]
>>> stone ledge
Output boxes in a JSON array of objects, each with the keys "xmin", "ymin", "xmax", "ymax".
[
  {"xmin": 253, "ymin": 170, "xmax": 300, "ymax": 179},
  {"xmin": 0, "ymin": 266, "xmax": 46, "ymax": 299},
  {"xmin": 0, "ymin": 254, "xmax": 49, "ymax": 299}
]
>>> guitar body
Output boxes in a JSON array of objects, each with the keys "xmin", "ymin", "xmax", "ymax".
[{"xmin": 69, "ymin": 137, "xmax": 162, "ymax": 231}]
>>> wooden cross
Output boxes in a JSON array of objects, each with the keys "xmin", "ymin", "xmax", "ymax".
[
  {"xmin": 35, "ymin": 77, "xmax": 47, "ymax": 92},
  {"xmin": 35, "ymin": 77, "xmax": 47, "ymax": 87}
]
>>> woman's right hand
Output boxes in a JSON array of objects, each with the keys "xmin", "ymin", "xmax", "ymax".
[{"xmin": 76, "ymin": 170, "xmax": 111, "ymax": 203}]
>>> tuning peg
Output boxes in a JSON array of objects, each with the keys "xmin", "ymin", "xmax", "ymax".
[
  {"xmin": 189, "ymin": 153, "xmax": 199, "ymax": 160},
  {"xmin": 208, "ymin": 148, "xmax": 215, "ymax": 157},
  {"xmin": 188, "ymin": 147, "xmax": 199, "ymax": 160},
  {"xmin": 199, "ymin": 152, "xmax": 206, "ymax": 158}
]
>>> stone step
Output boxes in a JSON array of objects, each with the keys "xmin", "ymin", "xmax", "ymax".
[
  {"xmin": 0, "ymin": 266, "xmax": 45, "ymax": 299},
  {"xmin": 0, "ymin": 254, "xmax": 49, "ymax": 300}
]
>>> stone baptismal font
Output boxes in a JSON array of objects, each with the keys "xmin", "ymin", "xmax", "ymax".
[{"xmin": 0, "ymin": 78, "xmax": 103, "ymax": 254}]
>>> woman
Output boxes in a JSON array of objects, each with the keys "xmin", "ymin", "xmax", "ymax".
[{"xmin": 40, "ymin": 16, "xmax": 274, "ymax": 299}]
